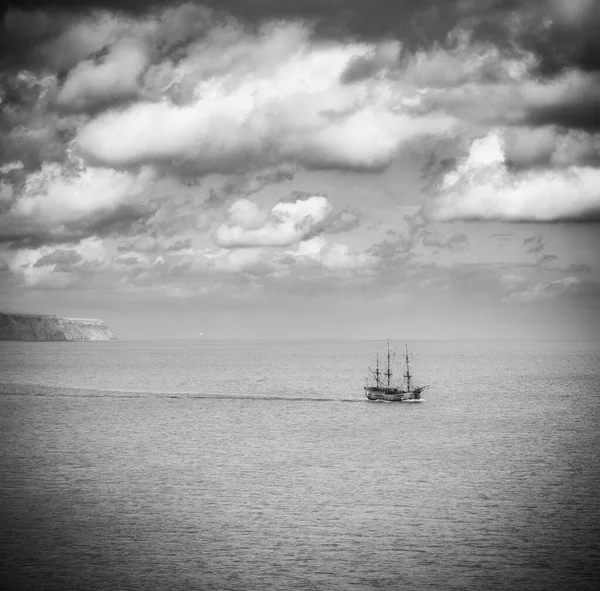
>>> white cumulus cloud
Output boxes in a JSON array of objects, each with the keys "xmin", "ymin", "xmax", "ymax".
[
  {"xmin": 75, "ymin": 21, "xmax": 456, "ymax": 174},
  {"xmin": 11, "ymin": 162, "xmax": 153, "ymax": 223},
  {"xmin": 0, "ymin": 160, "xmax": 156, "ymax": 245},
  {"xmin": 215, "ymin": 195, "xmax": 333, "ymax": 248},
  {"xmin": 285, "ymin": 236, "xmax": 376, "ymax": 271},
  {"xmin": 426, "ymin": 130, "xmax": 600, "ymax": 222}
]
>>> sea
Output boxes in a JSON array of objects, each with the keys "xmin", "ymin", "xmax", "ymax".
[{"xmin": 1, "ymin": 339, "xmax": 599, "ymax": 591}]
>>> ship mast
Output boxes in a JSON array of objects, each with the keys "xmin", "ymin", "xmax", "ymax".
[
  {"xmin": 375, "ymin": 353, "xmax": 381, "ymax": 388},
  {"xmin": 385, "ymin": 339, "xmax": 392, "ymax": 386},
  {"xmin": 404, "ymin": 344, "xmax": 411, "ymax": 392}
]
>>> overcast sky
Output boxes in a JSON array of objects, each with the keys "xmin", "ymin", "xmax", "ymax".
[{"xmin": 1, "ymin": 0, "xmax": 599, "ymax": 339}]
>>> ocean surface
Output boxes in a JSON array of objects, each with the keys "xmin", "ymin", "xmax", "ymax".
[{"xmin": 1, "ymin": 339, "xmax": 599, "ymax": 590}]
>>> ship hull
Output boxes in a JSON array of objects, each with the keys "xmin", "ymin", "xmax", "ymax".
[{"xmin": 364, "ymin": 387, "xmax": 423, "ymax": 402}]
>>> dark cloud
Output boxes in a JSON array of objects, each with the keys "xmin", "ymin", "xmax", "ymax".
[
  {"xmin": 1, "ymin": 202, "xmax": 158, "ymax": 249},
  {"xmin": 521, "ymin": 72, "xmax": 600, "ymax": 131},
  {"xmin": 525, "ymin": 101, "xmax": 600, "ymax": 132},
  {"xmin": 3, "ymin": 1, "xmax": 547, "ymax": 80},
  {"xmin": 1, "ymin": 1, "xmax": 459, "ymax": 46},
  {"xmin": 33, "ymin": 248, "xmax": 82, "ymax": 267},
  {"xmin": 0, "ymin": 2, "xmax": 212, "ymax": 72},
  {"xmin": 539, "ymin": 253, "xmax": 558, "ymax": 264},
  {"xmin": 480, "ymin": 4, "xmax": 600, "ymax": 134},
  {"xmin": 0, "ymin": 72, "xmax": 73, "ymax": 171},
  {"xmin": 4, "ymin": 0, "xmax": 598, "ymax": 79},
  {"xmin": 419, "ymin": 134, "xmax": 467, "ymax": 193},
  {"xmin": 367, "ymin": 237, "xmax": 405, "ymax": 264},
  {"xmin": 115, "ymin": 234, "xmax": 193, "ymax": 254},
  {"xmin": 431, "ymin": 204, "xmax": 600, "ymax": 224},
  {"xmin": 339, "ymin": 41, "xmax": 400, "ymax": 83},
  {"xmin": 205, "ymin": 165, "xmax": 295, "ymax": 208},
  {"xmin": 53, "ymin": 39, "xmax": 148, "ymax": 114},
  {"xmin": 517, "ymin": 0, "xmax": 600, "ymax": 75},
  {"xmin": 524, "ymin": 235, "xmax": 545, "ymax": 254},
  {"xmin": 277, "ymin": 190, "xmax": 315, "ymax": 204},
  {"xmin": 167, "ymin": 238, "xmax": 192, "ymax": 251},
  {"xmin": 301, "ymin": 206, "xmax": 363, "ymax": 241},
  {"xmin": 502, "ymin": 126, "xmax": 600, "ymax": 171},
  {"xmin": 114, "ymin": 255, "xmax": 141, "ymax": 265},
  {"xmin": 81, "ymin": 203, "xmax": 158, "ymax": 238},
  {"xmin": 449, "ymin": 1, "xmax": 600, "ymax": 78},
  {"xmin": 523, "ymin": 235, "xmax": 559, "ymax": 267},
  {"xmin": 324, "ymin": 209, "xmax": 361, "ymax": 234},
  {"xmin": 4, "ymin": 1, "xmax": 175, "ymax": 10},
  {"xmin": 0, "ymin": 7, "xmax": 105, "ymax": 72},
  {"xmin": 341, "ymin": 54, "xmax": 384, "ymax": 84},
  {"xmin": 367, "ymin": 213, "xmax": 467, "ymax": 267},
  {"xmin": 562, "ymin": 263, "xmax": 591, "ymax": 274},
  {"xmin": 422, "ymin": 231, "xmax": 468, "ymax": 251}
]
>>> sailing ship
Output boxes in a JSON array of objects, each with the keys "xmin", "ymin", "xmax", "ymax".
[{"xmin": 364, "ymin": 341, "xmax": 429, "ymax": 402}]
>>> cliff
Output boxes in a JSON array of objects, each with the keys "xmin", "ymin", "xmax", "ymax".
[{"xmin": 0, "ymin": 313, "xmax": 118, "ymax": 341}]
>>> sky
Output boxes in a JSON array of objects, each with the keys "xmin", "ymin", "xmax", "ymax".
[{"xmin": 1, "ymin": 0, "xmax": 599, "ymax": 340}]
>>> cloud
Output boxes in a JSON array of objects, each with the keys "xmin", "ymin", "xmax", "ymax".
[
  {"xmin": 205, "ymin": 164, "xmax": 295, "ymax": 207},
  {"xmin": 283, "ymin": 236, "xmax": 376, "ymax": 271},
  {"xmin": 517, "ymin": 0, "xmax": 600, "ymax": 75},
  {"xmin": 322, "ymin": 209, "xmax": 361, "ymax": 234},
  {"xmin": 1, "ymin": 0, "xmax": 599, "ymax": 316},
  {"xmin": 503, "ymin": 127, "xmax": 555, "ymax": 169},
  {"xmin": 198, "ymin": 246, "xmax": 269, "ymax": 275},
  {"xmin": 340, "ymin": 40, "xmax": 401, "ymax": 83},
  {"xmin": 426, "ymin": 130, "xmax": 600, "ymax": 223},
  {"xmin": 417, "ymin": 56, "xmax": 600, "ymax": 132},
  {"xmin": 523, "ymin": 234, "xmax": 559, "ymax": 267},
  {"xmin": 400, "ymin": 28, "xmax": 531, "ymax": 89},
  {"xmin": 0, "ymin": 161, "xmax": 24, "ymax": 174},
  {"xmin": 6, "ymin": 236, "xmax": 108, "ymax": 289},
  {"xmin": 539, "ymin": 254, "xmax": 558, "ymax": 264},
  {"xmin": 563, "ymin": 263, "xmax": 592, "ymax": 275},
  {"xmin": 523, "ymin": 235, "xmax": 544, "ymax": 254},
  {"xmin": 33, "ymin": 247, "xmax": 82, "ymax": 268},
  {"xmin": 55, "ymin": 37, "xmax": 150, "ymax": 112},
  {"xmin": 501, "ymin": 274, "xmax": 581, "ymax": 304},
  {"xmin": 368, "ymin": 213, "xmax": 470, "ymax": 272},
  {"xmin": 0, "ymin": 160, "xmax": 157, "ymax": 246},
  {"xmin": 5, "ymin": 1, "xmax": 600, "ymax": 81},
  {"xmin": 74, "ymin": 20, "xmax": 456, "ymax": 174},
  {"xmin": 215, "ymin": 195, "xmax": 333, "ymax": 248},
  {"xmin": 422, "ymin": 231, "xmax": 468, "ymax": 250},
  {"xmin": 446, "ymin": 125, "xmax": 600, "ymax": 173},
  {"xmin": 0, "ymin": 2, "xmax": 462, "ymax": 55},
  {"xmin": 167, "ymin": 238, "xmax": 192, "ymax": 251},
  {"xmin": 0, "ymin": 70, "xmax": 76, "ymax": 171},
  {"xmin": 0, "ymin": 7, "xmax": 129, "ymax": 72},
  {"xmin": 502, "ymin": 126, "xmax": 600, "ymax": 169},
  {"xmin": 521, "ymin": 70, "xmax": 600, "ymax": 130},
  {"xmin": 114, "ymin": 255, "xmax": 140, "ymax": 266},
  {"xmin": 60, "ymin": 229, "xmax": 379, "ymax": 302}
]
